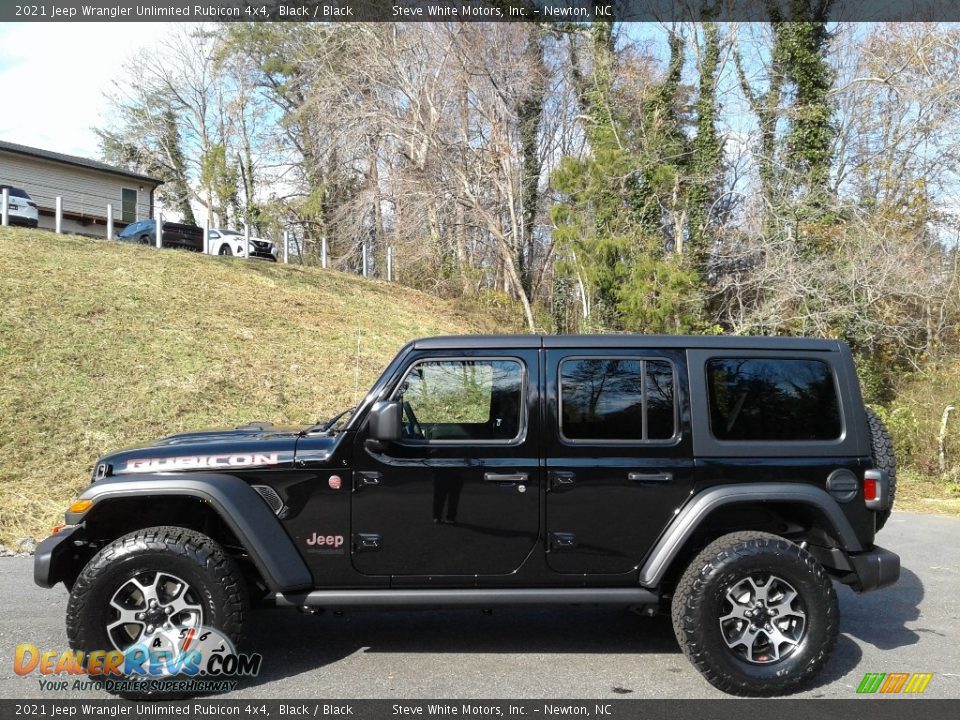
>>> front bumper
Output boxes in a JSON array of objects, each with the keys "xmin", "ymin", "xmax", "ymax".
[
  {"xmin": 7, "ymin": 213, "xmax": 38, "ymax": 228},
  {"xmin": 34, "ymin": 526, "xmax": 83, "ymax": 588}
]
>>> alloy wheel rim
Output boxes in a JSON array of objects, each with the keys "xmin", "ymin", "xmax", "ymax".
[
  {"xmin": 718, "ymin": 573, "xmax": 807, "ymax": 665},
  {"xmin": 106, "ymin": 571, "xmax": 204, "ymax": 652}
]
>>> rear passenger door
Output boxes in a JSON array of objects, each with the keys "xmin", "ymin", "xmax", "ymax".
[{"xmin": 544, "ymin": 348, "xmax": 694, "ymax": 575}]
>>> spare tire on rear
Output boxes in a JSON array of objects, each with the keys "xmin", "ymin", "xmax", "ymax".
[{"xmin": 865, "ymin": 407, "xmax": 896, "ymax": 530}]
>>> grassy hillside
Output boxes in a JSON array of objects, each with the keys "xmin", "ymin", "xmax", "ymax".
[{"xmin": 0, "ymin": 228, "xmax": 516, "ymax": 545}]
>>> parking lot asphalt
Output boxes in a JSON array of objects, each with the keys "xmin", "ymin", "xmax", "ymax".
[{"xmin": 0, "ymin": 511, "xmax": 957, "ymax": 699}]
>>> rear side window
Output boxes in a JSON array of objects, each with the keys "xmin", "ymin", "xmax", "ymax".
[
  {"xmin": 560, "ymin": 358, "xmax": 676, "ymax": 442},
  {"xmin": 706, "ymin": 358, "xmax": 841, "ymax": 441}
]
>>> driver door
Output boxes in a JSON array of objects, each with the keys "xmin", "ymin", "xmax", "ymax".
[{"xmin": 351, "ymin": 350, "xmax": 541, "ymax": 579}]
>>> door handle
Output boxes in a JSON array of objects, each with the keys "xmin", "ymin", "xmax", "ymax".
[
  {"xmin": 628, "ymin": 472, "xmax": 673, "ymax": 483},
  {"xmin": 549, "ymin": 471, "xmax": 575, "ymax": 491},
  {"xmin": 483, "ymin": 472, "xmax": 528, "ymax": 483},
  {"xmin": 355, "ymin": 471, "xmax": 382, "ymax": 491}
]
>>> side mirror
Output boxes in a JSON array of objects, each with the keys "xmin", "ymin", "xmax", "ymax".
[{"xmin": 368, "ymin": 400, "xmax": 402, "ymax": 442}]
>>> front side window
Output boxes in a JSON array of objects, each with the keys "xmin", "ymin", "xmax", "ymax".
[
  {"xmin": 395, "ymin": 359, "xmax": 524, "ymax": 442},
  {"xmin": 707, "ymin": 358, "xmax": 842, "ymax": 441},
  {"xmin": 560, "ymin": 358, "xmax": 676, "ymax": 442}
]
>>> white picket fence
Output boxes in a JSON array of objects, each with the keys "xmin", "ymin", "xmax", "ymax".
[{"xmin": 0, "ymin": 193, "xmax": 396, "ymax": 280}]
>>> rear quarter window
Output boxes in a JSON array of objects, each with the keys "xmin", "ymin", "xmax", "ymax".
[{"xmin": 706, "ymin": 358, "xmax": 841, "ymax": 441}]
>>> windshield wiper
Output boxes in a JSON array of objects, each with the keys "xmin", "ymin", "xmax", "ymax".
[{"xmin": 301, "ymin": 407, "xmax": 355, "ymax": 436}]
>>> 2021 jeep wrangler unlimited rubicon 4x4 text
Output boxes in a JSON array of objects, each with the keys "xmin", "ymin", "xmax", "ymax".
[{"xmin": 35, "ymin": 335, "xmax": 899, "ymax": 696}]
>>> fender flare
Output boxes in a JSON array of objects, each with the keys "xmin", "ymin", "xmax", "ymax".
[
  {"xmin": 638, "ymin": 482, "xmax": 864, "ymax": 588},
  {"xmin": 69, "ymin": 473, "xmax": 312, "ymax": 593}
]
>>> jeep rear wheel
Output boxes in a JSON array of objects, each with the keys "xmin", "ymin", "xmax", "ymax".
[
  {"xmin": 67, "ymin": 526, "xmax": 247, "ymax": 699},
  {"xmin": 671, "ymin": 531, "xmax": 838, "ymax": 696}
]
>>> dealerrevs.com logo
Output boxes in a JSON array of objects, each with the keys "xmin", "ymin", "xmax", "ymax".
[
  {"xmin": 856, "ymin": 672, "xmax": 934, "ymax": 695},
  {"xmin": 15, "ymin": 626, "xmax": 262, "ymax": 694}
]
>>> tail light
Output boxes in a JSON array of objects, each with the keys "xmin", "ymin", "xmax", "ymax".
[{"xmin": 863, "ymin": 468, "xmax": 885, "ymax": 511}]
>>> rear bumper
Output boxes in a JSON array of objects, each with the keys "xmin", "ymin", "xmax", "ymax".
[
  {"xmin": 812, "ymin": 543, "xmax": 900, "ymax": 592},
  {"xmin": 848, "ymin": 545, "xmax": 900, "ymax": 592},
  {"xmin": 34, "ymin": 526, "xmax": 83, "ymax": 588}
]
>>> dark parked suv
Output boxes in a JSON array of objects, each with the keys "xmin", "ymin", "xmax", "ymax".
[
  {"xmin": 117, "ymin": 219, "xmax": 204, "ymax": 252},
  {"xmin": 36, "ymin": 335, "xmax": 898, "ymax": 696}
]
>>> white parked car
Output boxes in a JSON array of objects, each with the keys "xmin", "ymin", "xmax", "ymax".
[
  {"xmin": 209, "ymin": 228, "xmax": 277, "ymax": 261},
  {"xmin": 1, "ymin": 185, "xmax": 39, "ymax": 228}
]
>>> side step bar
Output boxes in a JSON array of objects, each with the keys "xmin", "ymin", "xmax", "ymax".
[{"xmin": 270, "ymin": 588, "xmax": 658, "ymax": 611}]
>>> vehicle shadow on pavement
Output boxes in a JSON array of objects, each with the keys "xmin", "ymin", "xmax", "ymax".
[
  {"xmin": 836, "ymin": 565, "xmax": 924, "ymax": 651},
  {"xmin": 238, "ymin": 607, "xmax": 679, "ymax": 690},
  {"xmin": 808, "ymin": 635, "xmax": 863, "ymax": 691}
]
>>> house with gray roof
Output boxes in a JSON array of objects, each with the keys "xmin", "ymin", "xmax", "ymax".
[{"xmin": 0, "ymin": 140, "xmax": 162, "ymax": 237}]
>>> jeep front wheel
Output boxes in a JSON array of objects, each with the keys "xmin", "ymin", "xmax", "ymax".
[
  {"xmin": 671, "ymin": 531, "xmax": 838, "ymax": 696},
  {"xmin": 66, "ymin": 526, "xmax": 247, "ymax": 698}
]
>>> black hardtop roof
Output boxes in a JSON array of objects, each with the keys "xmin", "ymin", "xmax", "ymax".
[{"xmin": 412, "ymin": 334, "xmax": 843, "ymax": 352}]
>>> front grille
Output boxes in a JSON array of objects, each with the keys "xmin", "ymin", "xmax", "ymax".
[{"xmin": 252, "ymin": 485, "xmax": 284, "ymax": 515}]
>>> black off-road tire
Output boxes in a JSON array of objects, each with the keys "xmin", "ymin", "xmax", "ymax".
[
  {"xmin": 671, "ymin": 531, "xmax": 838, "ymax": 696},
  {"xmin": 67, "ymin": 526, "xmax": 247, "ymax": 700},
  {"xmin": 218, "ymin": 244, "xmax": 233, "ymax": 256},
  {"xmin": 865, "ymin": 407, "xmax": 897, "ymax": 530}
]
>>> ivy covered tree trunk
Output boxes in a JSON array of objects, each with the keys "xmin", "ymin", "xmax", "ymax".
[
  {"xmin": 161, "ymin": 110, "xmax": 197, "ymax": 226},
  {"xmin": 688, "ymin": 22, "xmax": 722, "ymax": 273},
  {"xmin": 517, "ymin": 30, "xmax": 547, "ymax": 299},
  {"xmin": 780, "ymin": 8, "xmax": 835, "ymax": 195}
]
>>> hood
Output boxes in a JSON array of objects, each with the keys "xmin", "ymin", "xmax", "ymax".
[
  {"xmin": 148, "ymin": 424, "xmax": 300, "ymax": 447},
  {"xmin": 93, "ymin": 422, "xmax": 338, "ymax": 479}
]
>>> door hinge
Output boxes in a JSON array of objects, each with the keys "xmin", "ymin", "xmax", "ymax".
[
  {"xmin": 353, "ymin": 533, "xmax": 382, "ymax": 552},
  {"xmin": 354, "ymin": 471, "xmax": 382, "ymax": 491},
  {"xmin": 549, "ymin": 532, "xmax": 577, "ymax": 551}
]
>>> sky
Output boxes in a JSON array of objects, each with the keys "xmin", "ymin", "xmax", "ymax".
[{"xmin": 0, "ymin": 22, "xmax": 174, "ymax": 159}]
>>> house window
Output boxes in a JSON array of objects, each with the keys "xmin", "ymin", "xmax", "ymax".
[{"xmin": 121, "ymin": 188, "xmax": 137, "ymax": 223}]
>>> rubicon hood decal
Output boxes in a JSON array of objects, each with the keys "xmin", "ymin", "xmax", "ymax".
[{"xmin": 125, "ymin": 452, "xmax": 281, "ymax": 472}]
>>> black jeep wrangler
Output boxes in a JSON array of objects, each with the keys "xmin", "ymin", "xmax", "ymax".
[{"xmin": 35, "ymin": 335, "xmax": 899, "ymax": 696}]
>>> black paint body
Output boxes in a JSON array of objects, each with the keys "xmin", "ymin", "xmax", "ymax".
[{"xmin": 79, "ymin": 335, "xmax": 882, "ymax": 591}]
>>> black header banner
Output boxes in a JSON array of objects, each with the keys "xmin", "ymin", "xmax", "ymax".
[{"xmin": 2, "ymin": 0, "xmax": 960, "ymax": 23}]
